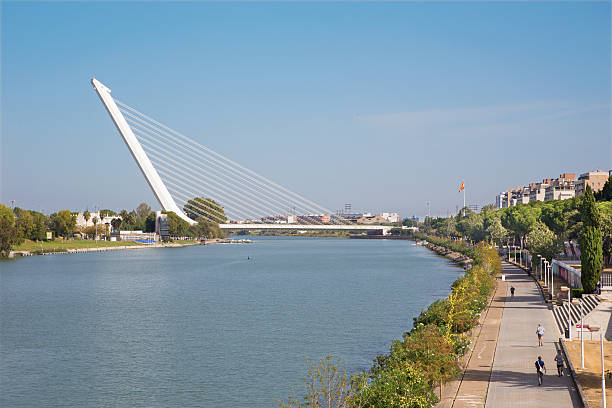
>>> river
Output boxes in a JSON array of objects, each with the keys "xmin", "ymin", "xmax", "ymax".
[{"xmin": 0, "ymin": 236, "xmax": 462, "ymax": 407}]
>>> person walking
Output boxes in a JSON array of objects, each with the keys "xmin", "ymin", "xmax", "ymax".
[
  {"xmin": 536, "ymin": 323, "xmax": 545, "ymax": 346},
  {"xmin": 554, "ymin": 350, "xmax": 565, "ymax": 377},
  {"xmin": 535, "ymin": 356, "xmax": 547, "ymax": 385},
  {"xmin": 510, "ymin": 286, "xmax": 515, "ymax": 298}
]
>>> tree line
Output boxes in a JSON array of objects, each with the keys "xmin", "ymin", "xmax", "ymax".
[
  {"xmin": 416, "ymin": 179, "xmax": 611, "ymax": 293},
  {"xmin": 0, "ymin": 197, "xmax": 227, "ymax": 257}
]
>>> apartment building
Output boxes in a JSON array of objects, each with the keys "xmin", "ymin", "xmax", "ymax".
[{"xmin": 575, "ymin": 170, "xmax": 609, "ymax": 196}]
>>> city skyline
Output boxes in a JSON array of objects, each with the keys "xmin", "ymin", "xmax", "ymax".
[{"xmin": 1, "ymin": 2, "xmax": 610, "ymax": 217}]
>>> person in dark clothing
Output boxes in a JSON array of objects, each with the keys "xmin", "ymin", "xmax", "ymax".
[
  {"xmin": 535, "ymin": 356, "xmax": 546, "ymax": 385},
  {"xmin": 510, "ymin": 286, "xmax": 515, "ymax": 298},
  {"xmin": 554, "ymin": 350, "xmax": 565, "ymax": 377}
]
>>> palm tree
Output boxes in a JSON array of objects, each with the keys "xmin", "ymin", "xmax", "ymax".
[
  {"xmin": 92, "ymin": 216, "xmax": 99, "ymax": 240},
  {"xmin": 83, "ymin": 210, "xmax": 91, "ymax": 239}
]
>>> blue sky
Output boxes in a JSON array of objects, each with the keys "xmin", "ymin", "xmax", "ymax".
[{"xmin": 1, "ymin": 1, "xmax": 610, "ymax": 218}]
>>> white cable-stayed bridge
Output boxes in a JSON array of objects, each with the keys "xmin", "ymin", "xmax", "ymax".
[{"xmin": 91, "ymin": 78, "xmax": 392, "ymax": 235}]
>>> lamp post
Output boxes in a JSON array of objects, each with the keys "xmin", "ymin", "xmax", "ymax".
[
  {"xmin": 601, "ymin": 330, "xmax": 607, "ymax": 408},
  {"xmin": 550, "ymin": 262, "xmax": 554, "ymax": 300},
  {"xmin": 538, "ymin": 255, "xmax": 542, "ymax": 281},
  {"xmin": 514, "ymin": 245, "xmax": 517, "ymax": 263},
  {"xmin": 567, "ymin": 288, "xmax": 572, "ymax": 341},
  {"xmin": 544, "ymin": 259, "xmax": 548, "ymax": 287},
  {"xmin": 580, "ymin": 298, "xmax": 585, "ymax": 369},
  {"xmin": 508, "ymin": 245, "xmax": 511, "ymax": 262}
]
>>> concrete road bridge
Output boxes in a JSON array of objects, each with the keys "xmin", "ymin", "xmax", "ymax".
[{"xmin": 219, "ymin": 224, "xmax": 393, "ymax": 235}]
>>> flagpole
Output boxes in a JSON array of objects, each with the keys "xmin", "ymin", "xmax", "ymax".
[{"xmin": 463, "ymin": 184, "xmax": 466, "ymax": 216}]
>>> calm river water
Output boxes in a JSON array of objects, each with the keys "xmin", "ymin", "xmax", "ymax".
[{"xmin": 1, "ymin": 236, "xmax": 462, "ymax": 407}]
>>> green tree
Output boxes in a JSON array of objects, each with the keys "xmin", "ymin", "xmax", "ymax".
[
  {"xmin": 111, "ymin": 217, "xmax": 122, "ymax": 232},
  {"xmin": 579, "ymin": 186, "xmax": 603, "ymax": 293},
  {"xmin": 527, "ymin": 221, "xmax": 562, "ymax": 262},
  {"xmin": 600, "ymin": 209, "xmax": 612, "ymax": 267},
  {"xmin": 501, "ymin": 204, "xmax": 540, "ymax": 251},
  {"xmin": 279, "ymin": 356, "xmax": 355, "ymax": 408},
  {"xmin": 189, "ymin": 217, "xmax": 224, "ymax": 239},
  {"xmin": 99, "ymin": 209, "xmax": 116, "ymax": 218},
  {"xmin": 145, "ymin": 212, "xmax": 157, "ymax": 233},
  {"xmin": 83, "ymin": 210, "xmax": 91, "ymax": 226},
  {"xmin": 456, "ymin": 212, "xmax": 484, "ymax": 242},
  {"xmin": 92, "ymin": 216, "xmax": 99, "ymax": 239},
  {"xmin": 485, "ymin": 215, "xmax": 508, "ymax": 246},
  {"xmin": 183, "ymin": 197, "xmax": 227, "ymax": 223},
  {"xmin": 16, "ymin": 210, "xmax": 35, "ymax": 241},
  {"xmin": 164, "ymin": 211, "xmax": 191, "ymax": 237},
  {"xmin": 135, "ymin": 202, "xmax": 151, "ymax": 221},
  {"xmin": 32, "ymin": 212, "xmax": 48, "ymax": 240},
  {"xmin": 0, "ymin": 204, "xmax": 19, "ymax": 256},
  {"xmin": 540, "ymin": 202, "xmax": 569, "ymax": 238},
  {"xmin": 49, "ymin": 210, "xmax": 76, "ymax": 238},
  {"xmin": 119, "ymin": 209, "xmax": 135, "ymax": 229}
]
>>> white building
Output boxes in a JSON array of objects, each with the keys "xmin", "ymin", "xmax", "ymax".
[{"xmin": 379, "ymin": 212, "xmax": 400, "ymax": 223}]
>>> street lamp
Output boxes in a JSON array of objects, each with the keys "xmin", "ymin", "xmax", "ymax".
[
  {"xmin": 550, "ymin": 262, "xmax": 554, "ymax": 300},
  {"xmin": 543, "ymin": 259, "xmax": 548, "ymax": 287},
  {"xmin": 580, "ymin": 298, "xmax": 585, "ymax": 370},
  {"xmin": 566, "ymin": 288, "xmax": 572, "ymax": 341},
  {"xmin": 538, "ymin": 255, "xmax": 542, "ymax": 281},
  {"xmin": 601, "ymin": 330, "xmax": 607, "ymax": 408}
]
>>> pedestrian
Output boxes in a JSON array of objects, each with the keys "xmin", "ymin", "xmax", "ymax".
[
  {"xmin": 536, "ymin": 323, "xmax": 545, "ymax": 346},
  {"xmin": 510, "ymin": 286, "xmax": 515, "ymax": 298},
  {"xmin": 554, "ymin": 350, "xmax": 564, "ymax": 377},
  {"xmin": 535, "ymin": 356, "xmax": 546, "ymax": 385}
]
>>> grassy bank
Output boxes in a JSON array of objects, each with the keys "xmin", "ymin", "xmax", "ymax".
[
  {"xmin": 15, "ymin": 239, "xmax": 141, "ymax": 253},
  {"xmin": 280, "ymin": 235, "xmax": 502, "ymax": 408}
]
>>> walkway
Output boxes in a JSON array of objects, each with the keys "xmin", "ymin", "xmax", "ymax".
[{"xmin": 485, "ymin": 262, "xmax": 582, "ymax": 407}]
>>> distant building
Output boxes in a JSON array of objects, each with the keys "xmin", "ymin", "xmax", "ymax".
[
  {"xmin": 544, "ymin": 174, "xmax": 575, "ymax": 201},
  {"xmin": 76, "ymin": 211, "xmax": 101, "ymax": 227},
  {"xmin": 379, "ymin": 212, "xmax": 400, "ymax": 223},
  {"xmin": 495, "ymin": 193, "xmax": 505, "ymax": 209},
  {"xmin": 155, "ymin": 211, "xmax": 169, "ymax": 240},
  {"xmin": 111, "ymin": 230, "xmax": 157, "ymax": 243},
  {"xmin": 296, "ymin": 214, "xmax": 331, "ymax": 224},
  {"xmin": 497, "ymin": 172, "xmax": 579, "ymax": 208},
  {"xmin": 529, "ymin": 182, "xmax": 549, "ymax": 203},
  {"xmin": 357, "ymin": 215, "xmax": 387, "ymax": 225},
  {"xmin": 575, "ymin": 170, "xmax": 609, "ymax": 196}
]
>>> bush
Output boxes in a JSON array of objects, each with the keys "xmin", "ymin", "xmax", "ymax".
[
  {"xmin": 571, "ymin": 288, "xmax": 584, "ymax": 299},
  {"xmin": 283, "ymin": 236, "xmax": 500, "ymax": 408}
]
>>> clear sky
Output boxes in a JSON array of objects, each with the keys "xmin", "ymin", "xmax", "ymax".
[{"xmin": 1, "ymin": 1, "xmax": 610, "ymax": 218}]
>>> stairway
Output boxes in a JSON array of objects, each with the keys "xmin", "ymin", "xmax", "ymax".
[{"xmin": 552, "ymin": 294, "xmax": 601, "ymax": 336}]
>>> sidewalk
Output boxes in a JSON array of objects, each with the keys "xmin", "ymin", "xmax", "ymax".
[
  {"xmin": 484, "ymin": 262, "xmax": 582, "ymax": 407},
  {"xmin": 437, "ymin": 275, "xmax": 505, "ymax": 408}
]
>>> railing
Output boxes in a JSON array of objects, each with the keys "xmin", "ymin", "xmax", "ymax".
[
  {"xmin": 554, "ymin": 255, "xmax": 580, "ymax": 262},
  {"xmin": 602, "ymin": 271, "xmax": 612, "ymax": 290},
  {"xmin": 552, "ymin": 260, "xmax": 582, "ymax": 289}
]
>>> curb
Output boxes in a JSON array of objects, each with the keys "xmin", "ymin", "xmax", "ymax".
[
  {"xmin": 507, "ymin": 260, "xmax": 551, "ymax": 305},
  {"xmin": 559, "ymin": 338, "xmax": 589, "ymax": 408}
]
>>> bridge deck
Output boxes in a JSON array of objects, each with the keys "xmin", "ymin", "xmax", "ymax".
[{"xmin": 219, "ymin": 223, "xmax": 393, "ymax": 232}]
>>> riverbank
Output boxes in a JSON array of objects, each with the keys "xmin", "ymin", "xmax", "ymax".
[
  {"xmin": 10, "ymin": 240, "xmax": 201, "ymax": 258},
  {"xmin": 417, "ymin": 238, "xmax": 473, "ymax": 267},
  {"xmin": 337, "ymin": 235, "xmax": 501, "ymax": 407}
]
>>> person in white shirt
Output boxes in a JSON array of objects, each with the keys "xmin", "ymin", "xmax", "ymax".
[{"xmin": 536, "ymin": 324, "xmax": 545, "ymax": 346}]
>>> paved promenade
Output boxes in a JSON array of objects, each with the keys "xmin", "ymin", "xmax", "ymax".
[{"xmin": 485, "ymin": 262, "xmax": 582, "ymax": 407}]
